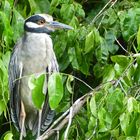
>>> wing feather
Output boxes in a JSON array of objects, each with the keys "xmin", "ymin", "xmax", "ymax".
[{"xmin": 8, "ymin": 40, "xmax": 23, "ymax": 131}]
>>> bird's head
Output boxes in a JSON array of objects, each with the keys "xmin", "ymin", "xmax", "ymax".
[{"xmin": 24, "ymin": 14, "xmax": 73, "ymax": 34}]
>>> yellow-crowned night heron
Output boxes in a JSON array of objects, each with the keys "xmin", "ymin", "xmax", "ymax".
[{"xmin": 8, "ymin": 14, "xmax": 72, "ymax": 139}]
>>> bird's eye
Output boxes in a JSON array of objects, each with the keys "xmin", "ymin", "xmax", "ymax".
[{"xmin": 37, "ymin": 20, "xmax": 45, "ymax": 25}]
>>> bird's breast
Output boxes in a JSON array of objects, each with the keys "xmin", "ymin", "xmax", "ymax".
[{"xmin": 18, "ymin": 33, "xmax": 57, "ymax": 129}]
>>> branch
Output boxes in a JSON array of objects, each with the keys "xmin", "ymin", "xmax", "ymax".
[
  {"xmin": 64, "ymin": 106, "xmax": 73, "ymax": 140},
  {"xmin": 37, "ymin": 93, "xmax": 91, "ymax": 140},
  {"xmin": 90, "ymin": 0, "xmax": 117, "ymax": 25},
  {"xmin": 37, "ymin": 80, "xmax": 116, "ymax": 140}
]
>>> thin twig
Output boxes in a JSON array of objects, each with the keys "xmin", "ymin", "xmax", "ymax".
[
  {"xmin": 37, "ymin": 110, "xmax": 42, "ymax": 139},
  {"xmin": 118, "ymin": 80, "xmax": 127, "ymax": 96},
  {"xmin": 87, "ymin": 119, "xmax": 98, "ymax": 140},
  {"xmin": 97, "ymin": 0, "xmax": 118, "ymax": 30},
  {"xmin": 38, "ymin": 93, "xmax": 89, "ymax": 140},
  {"xmin": 38, "ymin": 81, "xmax": 115, "ymax": 140},
  {"xmin": 110, "ymin": 0, "xmax": 117, "ymax": 8},
  {"xmin": 91, "ymin": 0, "xmax": 113, "ymax": 24},
  {"xmin": 115, "ymin": 59, "xmax": 136, "ymax": 87},
  {"xmin": 14, "ymin": 72, "xmax": 94, "ymax": 91},
  {"xmin": 115, "ymin": 37, "xmax": 130, "ymax": 54},
  {"xmin": 56, "ymin": 131, "xmax": 59, "ymax": 140},
  {"xmin": 64, "ymin": 107, "xmax": 73, "ymax": 140}
]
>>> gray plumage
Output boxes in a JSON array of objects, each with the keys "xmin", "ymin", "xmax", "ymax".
[{"xmin": 8, "ymin": 14, "xmax": 72, "ymax": 137}]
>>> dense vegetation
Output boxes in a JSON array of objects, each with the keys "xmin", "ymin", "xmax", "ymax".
[{"xmin": 1, "ymin": 0, "xmax": 140, "ymax": 139}]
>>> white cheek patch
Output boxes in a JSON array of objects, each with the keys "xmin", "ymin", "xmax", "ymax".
[{"xmin": 26, "ymin": 22, "xmax": 44, "ymax": 28}]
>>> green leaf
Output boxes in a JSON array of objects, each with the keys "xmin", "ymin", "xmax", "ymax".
[
  {"xmin": 111, "ymin": 55, "xmax": 130, "ymax": 66},
  {"xmin": 30, "ymin": 74, "xmax": 45, "ymax": 109},
  {"xmin": 127, "ymin": 97, "xmax": 135, "ymax": 113},
  {"xmin": 0, "ymin": 100, "xmax": 6, "ymax": 115},
  {"xmin": 28, "ymin": 0, "xmax": 40, "ymax": 14},
  {"xmin": 4, "ymin": 0, "xmax": 11, "ymax": 18},
  {"xmin": 12, "ymin": 9, "xmax": 24, "ymax": 42},
  {"xmin": 54, "ymin": 33, "xmax": 67, "ymax": 58},
  {"xmin": 102, "ymin": 64, "xmax": 115, "ymax": 82},
  {"xmin": 87, "ymin": 116, "xmax": 96, "ymax": 132},
  {"xmin": 59, "ymin": 52, "xmax": 70, "ymax": 71},
  {"xmin": 127, "ymin": 97, "xmax": 139, "ymax": 113},
  {"xmin": 66, "ymin": 75, "xmax": 74, "ymax": 94},
  {"xmin": 95, "ymin": 38, "xmax": 109, "ymax": 64},
  {"xmin": 134, "ymin": 57, "xmax": 140, "ymax": 83},
  {"xmin": 50, "ymin": 0, "xmax": 59, "ymax": 13},
  {"xmin": 35, "ymin": 0, "xmax": 50, "ymax": 13},
  {"xmin": 68, "ymin": 47, "xmax": 79, "ymax": 70},
  {"xmin": 98, "ymin": 108, "xmax": 109, "ymax": 132},
  {"xmin": 4, "ymin": 132, "xmax": 13, "ymax": 140},
  {"xmin": 0, "ymin": 11, "xmax": 13, "ymax": 47},
  {"xmin": 69, "ymin": 16, "xmax": 79, "ymax": 29},
  {"xmin": 120, "ymin": 113, "xmax": 130, "ymax": 135},
  {"xmin": 85, "ymin": 31, "xmax": 94, "ymax": 54},
  {"xmin": 90, "ymin": 96, "xmax": 97, "ymax": 117},
  {"xmin": 105, "ymin": 31, "xmax": 119, "ymax": 54},
  {"xmin": 74, "ymin": 2, "xmax": 85, "ymax": 18},
  {"xmin": 85, "ymin": 28, "xmax": 101, "ymax": 54},
  {"xmin": 60, "ymin": 4, "xmax": 75, "ymax": 22},
  {"xmin": 48, "ymin": 73, "xmax": 63, "ymax": 109},
  {"xmin": 120, "ymin": 8, "xmax": 140, "ymax": 41},
  {"xmin": 106, "ymin": 88, "xmax": 124, "ymax": 115},
  {"xmin": 137, "ymin": 26, "xmax": 140, "ymax": 50},
  {"xmin": 50, "ymin": 0, "xmax": 59, "ymax": 7},
  {"xmin": 2, "ymin": 51, "xmax": 10, "ymax": 68}
]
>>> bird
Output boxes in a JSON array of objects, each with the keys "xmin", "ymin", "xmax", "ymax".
[{"xmin": 8, "ymin": 14, "xmax": 72, "ymax": 140}]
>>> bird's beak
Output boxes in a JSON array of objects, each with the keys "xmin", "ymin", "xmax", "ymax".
[{"xmin": 48, "ymin": 21, "xmax": 73, "ymax": 30}]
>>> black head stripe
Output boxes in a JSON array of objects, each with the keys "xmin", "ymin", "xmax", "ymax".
[
  {"xmin": 24, "ymin": 15, "xmax": 52, "ymax": 34},
  {"xmin": 25, "ymin": 15, "xmax": 44, "ymax": 23}
]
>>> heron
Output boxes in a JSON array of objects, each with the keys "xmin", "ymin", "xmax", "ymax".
[{"xmin": 8, "ymin": 14, "xmax": 72, "ymax": 140}]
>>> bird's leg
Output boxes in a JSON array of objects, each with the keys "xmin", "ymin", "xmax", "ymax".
[
  {"xmin": 37, "ymin": 109, "xmax": 42, "ymax": 138},
  {"xmin": 20, "ymin": 101, "xmax": 26, "ymax": 140}
]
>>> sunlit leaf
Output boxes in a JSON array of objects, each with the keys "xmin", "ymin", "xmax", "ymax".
[
  {"xmin": 0, "ymin": 100, "xmax": 6, "ymax": 115},
  {"xmin": 111, "ymin": 55, "xmax": 130, "ymax": 66},
  {"xmin": 48, "ymin": 73, "xmax": 63, "ymax": 109},
  {"xmin": 120, "ymin": 113, "xmax": 130, "ymax": 135},
  {"xmin": 30, "ymin": 74, "xmax": 45, "ymax": 110},
  {"xmin": 90, "ymin": 96, "xmax": 97, "ymax": 117},
  {"xmin": 102, "ymin": 64, "xmax": 115, "ymax": 82},
  {"xmin": 85, "ymin": 31, "xmax": 94, "ymax": 54},
  {"xmin": 137, "ymin": 26, "xmax": 140, "ymax": 50},
  {"xmin": 4, "ymin": 132, "xmax": 13, "ymax": 140},
  {"xmin": 66, "ymin": 75, "xmax": 74, "ymax": 94}
]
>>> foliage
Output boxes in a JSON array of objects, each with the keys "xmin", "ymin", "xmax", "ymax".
[
  {"xmin": 1, "ymin": 0, "xmax": 140, "ymax": 139},
  {"xmin": 48, "ymin": 72, "xmax": 63, "ymax": 109}
]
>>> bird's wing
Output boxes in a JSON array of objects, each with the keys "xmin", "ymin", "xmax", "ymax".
[
  {"xmin": 41, "ymin": 45, "xmax": 59, "ymax": 131},
  {"xmin": 8, "ymin": 40, "xmax": 23, "ymax": 131},
  {"xmin": 40, "ymin": 57, "xmax": 59, "ymax": 132}
]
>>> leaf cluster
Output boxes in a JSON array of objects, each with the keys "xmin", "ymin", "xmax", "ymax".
[{"xmin": 1, "ymin": 0, "xmax": 140, "ymax": 139}]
